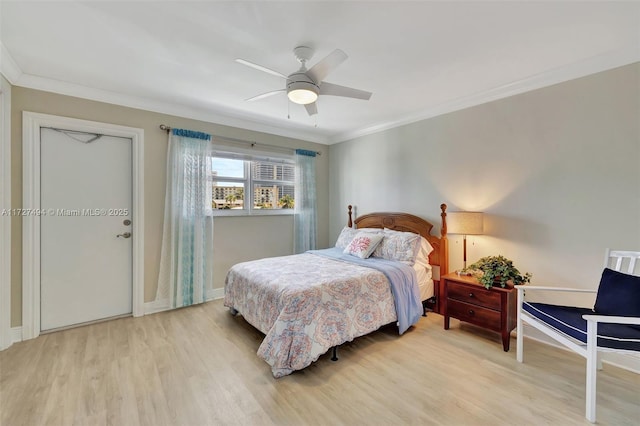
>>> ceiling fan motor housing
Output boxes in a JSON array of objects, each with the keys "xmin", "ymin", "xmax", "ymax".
[{"xmin": 286, "ymin": 72, "xmax": 319, "ymax": 104}]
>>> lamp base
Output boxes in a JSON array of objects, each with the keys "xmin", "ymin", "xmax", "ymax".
[{"xmin": 462, "ymin": 235, "xmax": 468, "ymax": 269}]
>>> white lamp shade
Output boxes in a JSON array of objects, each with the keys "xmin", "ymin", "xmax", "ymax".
[{"xmin": 448, "ymin": 211, "xmax": 483, "ymax": 235}]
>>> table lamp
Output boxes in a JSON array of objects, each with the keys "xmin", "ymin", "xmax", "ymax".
[{"xmin": 447, "ymin": 211, "xmax": 484, "ymax": 269}]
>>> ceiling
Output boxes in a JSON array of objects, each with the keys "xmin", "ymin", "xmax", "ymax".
[{"xmin": 1, "ymin": 1, "xmax": 639, "ymax": 144}]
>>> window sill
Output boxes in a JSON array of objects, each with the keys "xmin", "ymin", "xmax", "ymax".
[{"xmin": 212, "ymin": 209, "xmax": 295, "ymax": 217}]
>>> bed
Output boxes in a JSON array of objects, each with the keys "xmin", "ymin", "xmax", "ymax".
[{"xmin": 223, "ymin": 204, "xmax": 450, "ymax": 377}]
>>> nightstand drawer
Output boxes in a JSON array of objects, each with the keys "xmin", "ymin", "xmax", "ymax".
[
  {"xmin": 447, "ymin": 299, "xmax": 501, "ymax": 331},
  {"xmin": 447, "ymin": 281, "xmax": 501, "ymax": 310}
]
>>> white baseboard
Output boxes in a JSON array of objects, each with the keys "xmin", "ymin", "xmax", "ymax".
[
  {"xmin": 143, "ymin": 288, "xmax": 225, "ymax": 315},
  {"xmin": 521, "ymin": 323, "xmax": 640, "ymax": 374},
  {"xmin": 143, "ymin": 299, "xmax": 171, "ymax": 315},
  {"xmin": 602, "ymin": 352, "xmax": 640, "ymax": 373},
  {"xmin": 11, "ymin": 326, "xmax": 22, "ymax": 344},
  {"xmin": 208, "ymin": 287, "xmax": 224, "ymax": 301}
]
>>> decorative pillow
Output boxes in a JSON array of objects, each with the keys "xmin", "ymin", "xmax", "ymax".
[
  {"xmin": 334, "ymin": 226, "xmax": 381, "ymax": 249},
  {"xmin": 594, "ymin": 268, "xmax": 640, "ymax": 320},
  {"xmin": 343, "ymin": 232, "xmax": 384, "ymax": 259},
  {"xmin": 372, "ymin": 228, "xmax": 421, "ymax": 265}
]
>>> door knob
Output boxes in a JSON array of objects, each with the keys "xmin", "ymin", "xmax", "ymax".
[{"xmin": 116, "ymin": 232, "xmax": 132, "ymax": 238}]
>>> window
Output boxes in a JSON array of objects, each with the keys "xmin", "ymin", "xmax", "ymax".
[{"xmin": 210, "ymin": 154, "xmax": 295, "ymax": 215}]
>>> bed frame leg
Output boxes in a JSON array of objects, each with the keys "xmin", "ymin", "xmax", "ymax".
[
  {"xmin": 423, "ymin": 297, "xmax": 437, "ymax": 316},
  {"xmin": 331, "ymin": 346, "xmax": 338, "ymax": 361},
  {"xmin": 229, "ymin": 308, "xmax": 238, "ymax": 316}
]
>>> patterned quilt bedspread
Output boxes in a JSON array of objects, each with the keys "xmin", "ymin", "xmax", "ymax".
[{"xmin": 224, "ymin": 249, "xmax": 421, "ymax": 377}]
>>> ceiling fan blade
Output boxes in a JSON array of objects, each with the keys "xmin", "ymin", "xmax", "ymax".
[
  {"xmin": 236, "ymin": 59, "xmax": 287, "ymax": 79},
  {"xmin": 305, "ymin": 102, "xmax": 318, "ymax": 116},
  {"xmin": 319, "ymin": 82, "xmax": 372, "ymax": 100},
  {"xmin": 306, "ymin": 49, "xmax": 348, "ymax": 84},
  {"xmin": 245, "ymin": 89, "xmax": 285, "ymax": 102}
]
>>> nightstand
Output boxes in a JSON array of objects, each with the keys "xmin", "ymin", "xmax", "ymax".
[{"xmin": 442, "ymin": 272, "xmax": 517, "ymax": 351}]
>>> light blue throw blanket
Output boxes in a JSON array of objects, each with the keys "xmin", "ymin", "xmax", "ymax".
[{"xmin": 308, "ymin": 247, "xmax": 423, "ymax": 334}]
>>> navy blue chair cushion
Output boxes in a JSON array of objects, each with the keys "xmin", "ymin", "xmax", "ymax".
[
  {"xmin": 594, "ymin": 268, "xmax": 640, "ymax": 320},
  {"xmin": 523, "ymin": 302, "xmax": 640, "ymax": 351}
]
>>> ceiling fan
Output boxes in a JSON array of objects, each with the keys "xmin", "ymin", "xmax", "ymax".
[{"xmin": 236, "ymin": 46, "xmax": 372, "ymax": 116}]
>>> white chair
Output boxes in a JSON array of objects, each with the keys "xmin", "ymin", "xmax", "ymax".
[{"xmin": 516, "ymin": 249, "xmax": 640, "ymax": 423}]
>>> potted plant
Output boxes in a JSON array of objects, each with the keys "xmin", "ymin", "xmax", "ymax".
[{"xmin": 461, "ymin": 255, "xmax": 532, "ymax": 289}]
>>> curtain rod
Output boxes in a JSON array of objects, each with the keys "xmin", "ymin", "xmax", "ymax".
[{"xmin": 159, "ymin": 124, "xmax": 321, "ymax": 156}]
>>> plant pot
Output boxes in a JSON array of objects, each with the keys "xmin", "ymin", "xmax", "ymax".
[{"xmin": 493, "ymin": 277, "xmax": 515, "ymax": 288}]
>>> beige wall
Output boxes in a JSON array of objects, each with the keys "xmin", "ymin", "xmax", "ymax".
[
  {"xmin": 330, "ymin": 63, "xmax": 640, "ymax": 291},
  {"xmin": 329, "ymin": 63, "xmax": 640, "ymax": 370},
  {"xmin": 10, "ymin": 88, "xmax": 329, "ymax": 326}
]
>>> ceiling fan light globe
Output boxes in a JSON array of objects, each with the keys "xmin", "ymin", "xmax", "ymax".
[
  {"xmin": 287, "ymin": 79, "xmax": 319, "ymax": 105},
  {"xmin": 288, "ymin": 89, "xmax": 318, "ymax": 105}
]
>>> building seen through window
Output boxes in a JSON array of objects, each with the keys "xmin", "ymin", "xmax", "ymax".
[{"xmin": 210, "ymin": 157, "xmax": 295, "ymax": 213}]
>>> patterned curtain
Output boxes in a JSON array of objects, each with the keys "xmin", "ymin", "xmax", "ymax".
[
  {"xmin": 294, "ymin": 149, "xmax": 317, "ymax": 253},
  {"xmin": 156, "ymin": 129, "xmax": 214, "ymax": 308}
]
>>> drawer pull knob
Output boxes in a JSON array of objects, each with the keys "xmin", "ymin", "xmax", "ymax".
[
  {"xmin": 468, "ymin": 309, "xmax": 474, "ymax": 315},
  {"xmin": 469, "ymin": 293, "xmax": 474, "ymax": 298}
]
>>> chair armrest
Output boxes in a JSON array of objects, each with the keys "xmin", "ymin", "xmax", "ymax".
[
  {"xmin": 516, "ymin": 286, "xmax": 597, "ymax": 294},
  {"xmin": 582, "ymin": 314, "xmax": 640, "ymax": 325}
]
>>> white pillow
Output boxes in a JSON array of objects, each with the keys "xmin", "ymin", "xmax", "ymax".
[
  {"xmin": 343, "ymin": 232, "xmax": 384, "ymax": 259},
  {"xmin": 372, "ymin": 228, "xmax": 422, "ymax": 265},
  {"xmin": 414, "ymin": 236, "xmax": 434, "ymax": 270},
  {"xmin": 335, "ymin": 226, "xmax": 381, "ymax": 249}
]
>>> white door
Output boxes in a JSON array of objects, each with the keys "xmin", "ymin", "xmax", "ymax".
[{"xmin": 40, "ymin": 127, "xmax": 132, "ymax": 331}]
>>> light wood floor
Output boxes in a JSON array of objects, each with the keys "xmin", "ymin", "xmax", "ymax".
[{"xmin": 1, "ymin": 300, "xmax": 638, "ymax": 426}]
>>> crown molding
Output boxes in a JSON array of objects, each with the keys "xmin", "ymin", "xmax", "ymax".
[
  {"xmin": 15, "ymin": 73, "xmax": 331, "ymax": 144},
  {"xmin": 329, "ymin": 46, "xmax": 640, "ymax": 144},
  {"xmin": 3, "ymin": 42, "xmax": 638, "ymax": 146},
  {"xmin": 0, "ymin": 46, "xmax": 330, "ymax": 144},
  {"xmin": 0, "ymin": 43, "xmax": 23, "ymax": 84}
]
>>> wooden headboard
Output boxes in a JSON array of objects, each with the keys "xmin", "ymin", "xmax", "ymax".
[{"xmin": 348, "ymin": 204, "xmax": 449, "ymax": 276}]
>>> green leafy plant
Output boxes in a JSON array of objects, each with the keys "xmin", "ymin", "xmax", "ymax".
[
  {"xmin": 279, "ymin": 194, "xmax": 294, "ymax": 209},
  {"xmin": 461, "ymin": 255, "xmax": 532, "ymax": 289}
]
